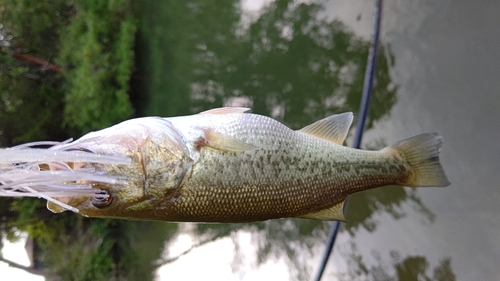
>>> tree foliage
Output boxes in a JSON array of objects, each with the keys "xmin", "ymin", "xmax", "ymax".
[
  {"xmin": 58, "ymin": 0, "xmax": 136, "ymax": 134},
  {"xmin": 0, "ymin": 0, "xmax": 70, "ymax": 146},
  {"xmin": 0, "ymin": 0, "xmax": 139, "ymax": 279}
]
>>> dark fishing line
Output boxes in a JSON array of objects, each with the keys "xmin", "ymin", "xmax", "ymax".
[{"xmin": 313, "ymin": 0, "xmax": 384, "ymax": 280}]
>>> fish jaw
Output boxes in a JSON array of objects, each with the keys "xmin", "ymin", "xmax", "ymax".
[{"xmin": 48, "ymin": 117, "xmax": 194, "ymax": 218}]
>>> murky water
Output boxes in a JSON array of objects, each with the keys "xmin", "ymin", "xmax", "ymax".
[{"xmin": 133, "ymin": 0, "xmax": 500, "ymax": 280}]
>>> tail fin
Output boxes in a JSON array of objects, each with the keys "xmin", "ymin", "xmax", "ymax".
[{"xmin": 390, "ymin": 133, "xmax": 450, "ymax": 187}]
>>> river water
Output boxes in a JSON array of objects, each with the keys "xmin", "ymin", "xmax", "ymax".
[{"xmin": 133, "ymin": 0, "xmax": 500, "ymax": 280}]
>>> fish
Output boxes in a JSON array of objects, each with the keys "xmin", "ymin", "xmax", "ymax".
[{"xmin": 0, "ymin": 107, "xmax": 450, "ymax": 222}]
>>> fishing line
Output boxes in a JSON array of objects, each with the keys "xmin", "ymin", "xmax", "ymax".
[{"xmin": 313, "ymin": 0, "xmax": 384, "ymax": 280}]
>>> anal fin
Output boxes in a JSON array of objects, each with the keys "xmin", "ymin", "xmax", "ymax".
[{"xmin": 298, "ymin": 200, "xmax": 347, "ymax": 222}]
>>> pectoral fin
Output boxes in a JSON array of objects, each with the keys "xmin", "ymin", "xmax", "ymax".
[
  {"xmin": 199, "ymin": 107, "xmax": 251, "ymax": 115},
  {"xmin": 299, "ymin": 112, "xmax": 353, "ymax": 145},
  {"xmin": 197, "ymin": 129, "xmax": 257, "ymax": 152},
  {"xmin": 47, "ymin": 201, "xmax": 68, "ymax": 213},
  {"xmin": 298, "ymin": 200, "xmax": 347, "ymax": 222}
]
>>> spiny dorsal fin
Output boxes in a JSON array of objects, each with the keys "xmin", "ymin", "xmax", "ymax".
[
  {"xmin": 197, "ymin": 129, "xmax": 258, "ymax": 152},
  {"xmin": 298, "ymin": 200, "xmax": 347, "ymax": 222},
  {"xmin": 199, "ymin": 107, "xmax": 251, "ymax": 115},
  {"xmin": 299, "ymin": 112, "xmax": 353, "ymax": 145}
]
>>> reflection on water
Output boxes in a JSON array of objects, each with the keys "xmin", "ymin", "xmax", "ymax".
[
  {"xmin": 154, "ymin": 220, "xmax": 329, "ymax": 280},
  {"xmin": 188, "ymin": 0, "xmax": 398, "ymax": 130},
  {"xmin": 346, "ymin": 187, "xmax": 435, "ymax": 234},
  {"xmin": 136, "ymin": 0, "xmax": 397, "ymax": 128},
  {"xmin": 336, "ymin": 240, "xmax": 455, "ymax": 280},
  {"xmin": 133, "ymin": 0, "xmax": 453, "ymax": 280}
]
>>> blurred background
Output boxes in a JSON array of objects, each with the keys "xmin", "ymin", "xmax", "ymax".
[{"xmin": 1, "ymin": 0, "xmax": 499, "ymax": 280}]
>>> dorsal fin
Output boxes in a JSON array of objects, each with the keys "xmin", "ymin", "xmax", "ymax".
[
  {"xmin": 199, "ymin": 107, "xmax": 250, "ymax": 115},
  {"xmin": 298, "ymin": 112, "xmax": 353, "ymax": 145},
  {"xmin": 298, "ymin": 200, "xmax": 347, "ymax": 222}
]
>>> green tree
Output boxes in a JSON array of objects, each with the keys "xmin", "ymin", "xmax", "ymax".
[
  {"xmin": 58, "ymin": 0, "xmax": 136, "ymax": 134},
  {"xmin": 0, "ymin": 0, "xmax": 70, "ymax": 146},
  {"xmin": 1, "ymin": 1, "xmax": 140, "ymax": 279},
  {"xmin": 0, "ymin": 1, "xmax": 70, "ymax": 275}
]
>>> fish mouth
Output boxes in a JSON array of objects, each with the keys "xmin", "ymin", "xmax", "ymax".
[
  {"xmin": 0, "ymin": 142, "xmax": 130, "ymax": 214},
  {"xmin": 45, "ymin": 149, "xmax": 126, "ymax": 213}
]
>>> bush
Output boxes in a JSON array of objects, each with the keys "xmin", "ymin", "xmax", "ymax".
[{"xmin": 58, "ymin": 0, "xmax": 136, "ymax": 135}]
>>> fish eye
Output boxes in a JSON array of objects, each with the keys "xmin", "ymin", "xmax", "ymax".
[{"xmin": 91, "ymin": 190, "xmax": 113, "ymax": 208}]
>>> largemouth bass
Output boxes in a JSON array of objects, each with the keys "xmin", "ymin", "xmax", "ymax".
[{"xmin": 1, "ymin": 107, "xmax": 450, "ymax": 222}]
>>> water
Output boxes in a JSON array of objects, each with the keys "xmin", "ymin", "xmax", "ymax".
[
  {"xmin": 355, "ymin": 1, "xmax": 500, "ymax": 280},
  {"xmin": 132, "ymin": 0, "xmax": 500, "ymax": 280}
]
